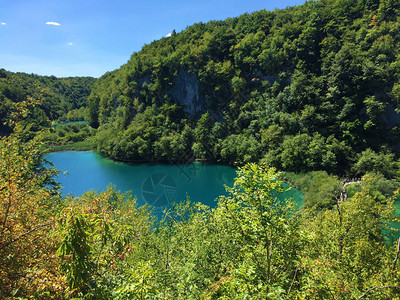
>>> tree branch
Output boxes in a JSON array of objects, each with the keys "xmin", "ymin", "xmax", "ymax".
[
  {"xmin": 392, "ymin": 237, "xmax": 400, "ymax": 271},
  {"xmin": 358, "ymin": 285, "xmax": 399, "ymax": 299},
  {"xmin": 336, "ymin": 201, "xmax": 343, "ymax": 256},
  {"xmin": 286, "ymin": 267, "xmax": 298, "ymax": 299},
  {"xmin": 0, "ymin": 222, "xmax": 53, "ymax": 250}
]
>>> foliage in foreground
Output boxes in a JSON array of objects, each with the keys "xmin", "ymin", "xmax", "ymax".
[
  {"xmin": 2, "ymin": 126, "xmax": 400, "ymax": 299},
  {"xmin": 0, "ymin": 130, "xmax": 64, "ymax": 296}
]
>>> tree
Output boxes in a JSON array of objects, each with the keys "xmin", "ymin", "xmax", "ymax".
[
  {"xmin": 87, "ymin": 96, "xmax": 100, "ymax": 128},
  {"xmin": 0, "ymin": 111, "xmax": 64, "ymax": 296},
  {"xmin": 210, "ymin": 164, "xmax": 300, "ymax": 297},
  {"xmin": 280, "ymin": 133, "xmax": 337, "ymax": 172},
  {"xmin": 299, "ymin": 176, "xmax": 399, "ymax": 298},
  {"xmin": 352, "ymin": 149, "xmax": 399, "ymax": 179},
  {"xmin": 57, "ymin": 186, "xmax": 152, "ymax": 298},
  {"xmin": 193, "ymin": 112, "xmax": 214, "ymax": 159}
]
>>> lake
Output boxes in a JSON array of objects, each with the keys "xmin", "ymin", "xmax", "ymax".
[
  {"xmin": 45, "ymin": 151, "xmax": 303, "ymax": 214},
  {"xmin": 52, "ymin": 120, "xmax": 88, "ymax": 129}
]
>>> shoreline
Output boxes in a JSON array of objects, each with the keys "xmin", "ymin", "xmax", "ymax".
[{"xmin": 44, "ymin": 144, "xmax": 239, "ymax": 168}]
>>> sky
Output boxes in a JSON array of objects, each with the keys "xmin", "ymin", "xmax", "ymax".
[{"xmin": 0, "ymin": 0, "xmax": 306, "ymax": 78}]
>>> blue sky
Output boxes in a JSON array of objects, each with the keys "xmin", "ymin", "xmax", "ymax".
[{"xmin": 0, "ymin": 0, "xmax": 306, "ymax": 78}]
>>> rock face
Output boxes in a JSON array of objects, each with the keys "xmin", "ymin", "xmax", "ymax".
[
  {"xmin": 383, "ymin": 105, "xmax": 400, "ymax": 128},
  {"xmin": 169, "ymin": 71, "xmax": 204, "ymax": 115}
]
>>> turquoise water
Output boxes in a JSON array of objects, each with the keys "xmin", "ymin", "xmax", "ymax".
[
  {"xmin": 45, "ymin": 151, "xmax": 303, "ymax": 213},
  {"xmin": 52, "ymin": 120, "xmax": 88, "ymax": 129}
]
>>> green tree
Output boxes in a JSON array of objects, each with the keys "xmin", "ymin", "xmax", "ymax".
[
  {"xmin": 352, "ymin": 148, "xmax": 399, "ymax": 179},
  {"xmin": 211, "ymin": 164, "xmax": 300, "ymax": 297},
  {"xmin": 299, "ymin": 176, "xmax": 399, "ymax": 298},
  {"xmin": 87, "ymin": 96, "xmax": 100, "ymax": 128},
  {"xmin": 193, "ymin": 112, "xmax": 214, "ymax": 159},
  {"xmin": 0, "ymin": 109, "xmax": 63, "ymax": 296},
  {"xmin": 57, "ymin": 186, "xmax": 152, "ymax": 298}
]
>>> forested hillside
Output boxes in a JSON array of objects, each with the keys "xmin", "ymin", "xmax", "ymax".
[
  {"xmin": 0, "ymin": 69, "xmax": 96, "ymax": 136},
  {"xmin": 4, "ymin": 0, "xmax": 400, "ymax": 298},
  {"xmin": 88, "ymin": 0, "xmax": 400, "ymax": 176}
]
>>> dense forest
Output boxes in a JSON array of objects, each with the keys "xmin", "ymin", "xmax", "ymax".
[
  {"xmin": 0, "ymin": 69, "xmax": 95, "ymax": 136},
  {"xmin": 86, "ymin": 0, "xmax": 400, "ymax": 178},
  {"xmin": 3, "ymin": 0, "xmax": 400, "ymax": 298}
]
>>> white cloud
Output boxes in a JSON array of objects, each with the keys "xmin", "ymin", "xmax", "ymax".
[
  {"xmin": 166, "ymin": 33, "xmax": 172, "ymax": 37},
  {"xmin": 1, "ymin": 22, "xmax": 6, "ymax": 26},
  {"xmin": 46, "ymin": 21, "xmax": 61, "ymax": 26},
  {"xmin": 68, "ymin": 42, "xmax": 73, "ymax": 46}
]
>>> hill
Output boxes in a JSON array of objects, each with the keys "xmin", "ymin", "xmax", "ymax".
[
  {"xmin": 87, "ymin": 0, "xmax": 400, "ymax": 176},
  {"xmin": 0, "ymin": 69, "xmax": 96, "ymax": 136}
]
